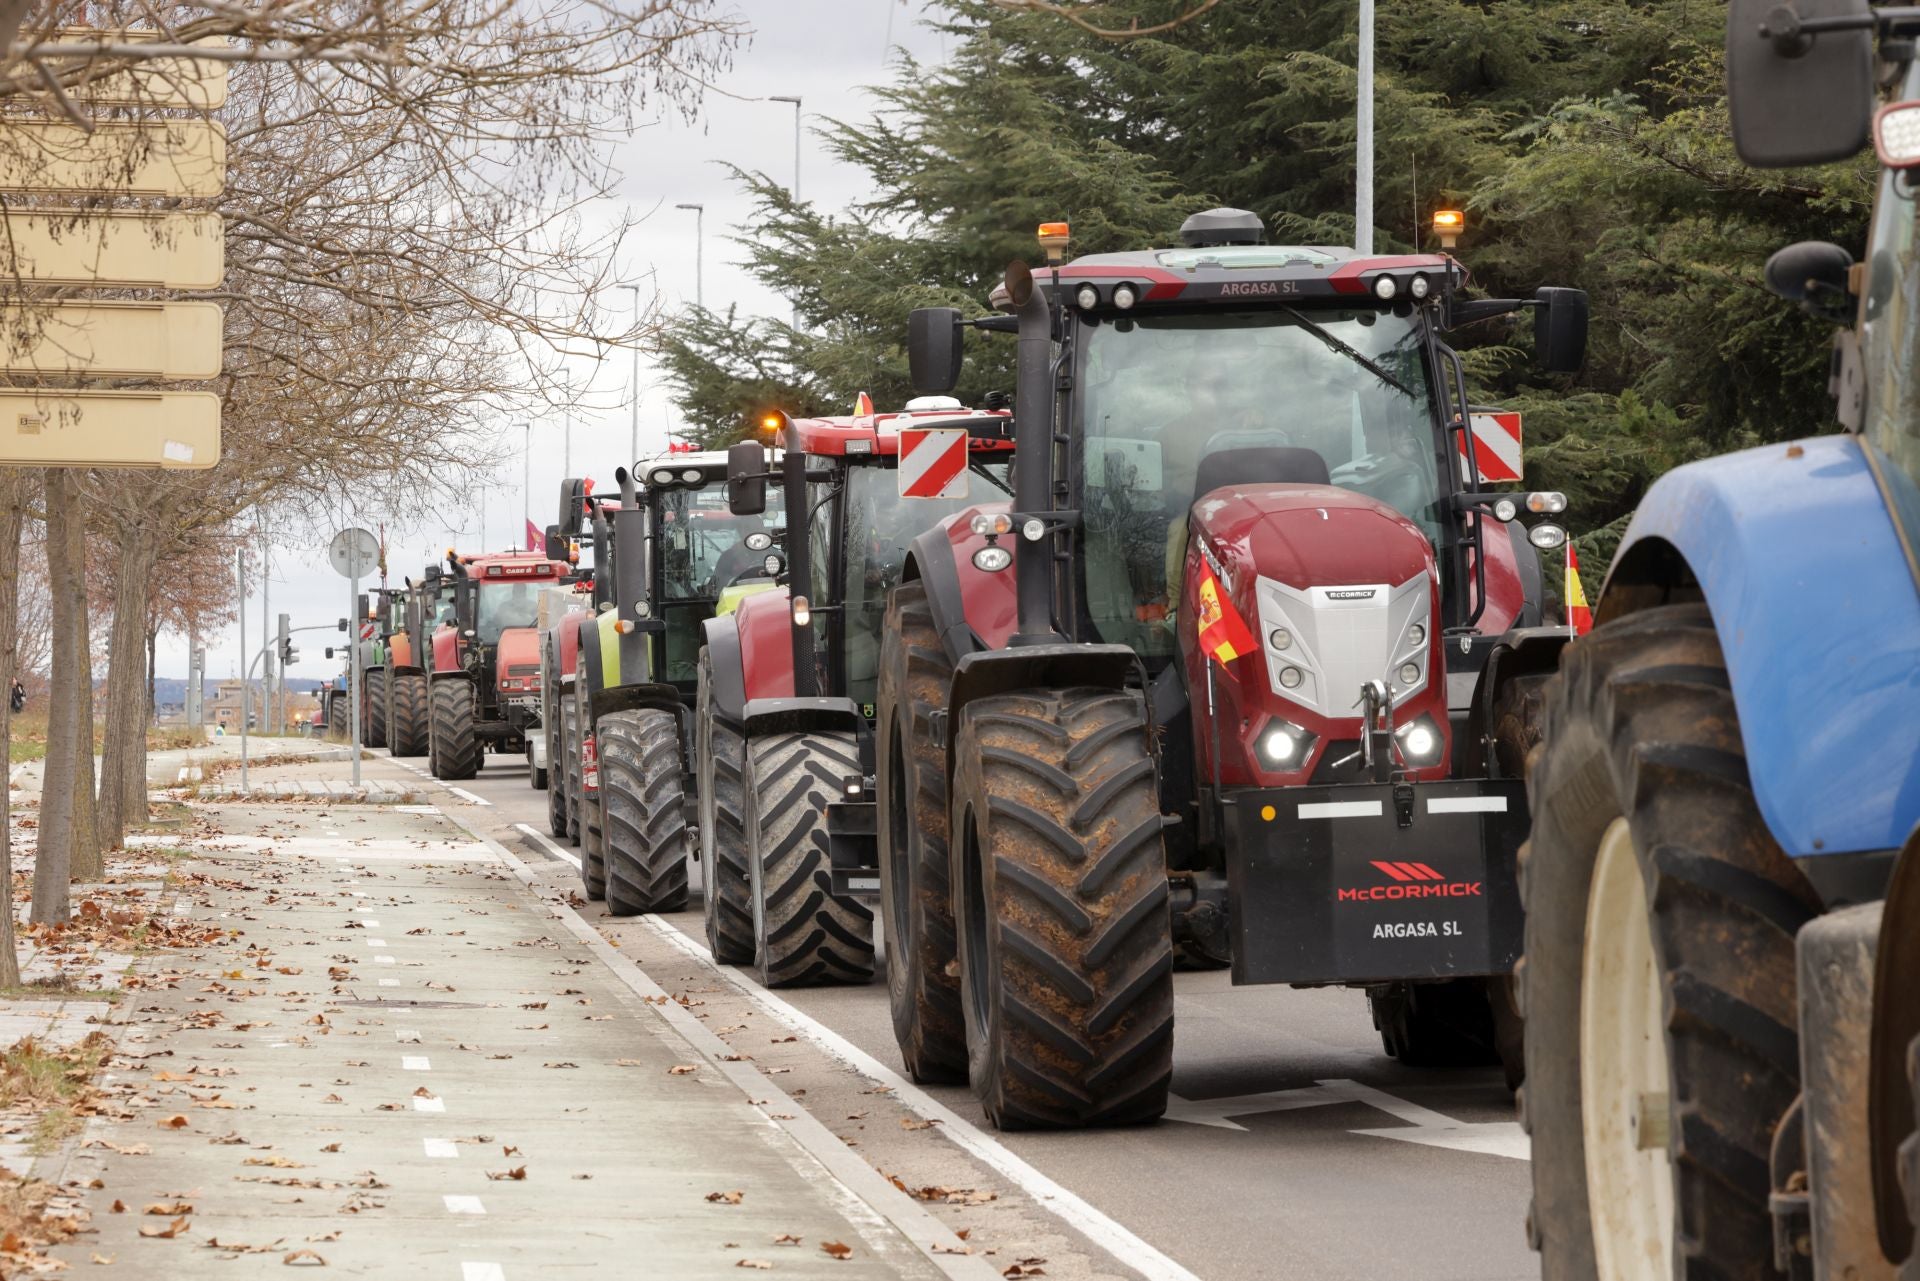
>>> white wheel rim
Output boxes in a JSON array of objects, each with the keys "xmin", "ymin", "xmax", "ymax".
[{"xmin": 1581, "ymin": 817, "xmax": 1675, "ymax": 1279}]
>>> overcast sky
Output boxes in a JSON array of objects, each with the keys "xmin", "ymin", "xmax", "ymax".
[{"xmin": 195, "ymin": 1, "xmax": 953, "ymax": 687}]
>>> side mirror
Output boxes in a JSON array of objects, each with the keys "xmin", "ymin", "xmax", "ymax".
[
  {"xmin": 1726, "ymin": 0, "xmax": 1873, "ymax": 167},
  {"xmin": 1534, "ymin": 288, "xmax": 1589, "ymax": 373},
  {"xmin": 1764, "ymin": 240, "xmax": 1855, "ymax": 317},
  {"xmin": 727, "ymin": 440, "xmax": 767, "ymax": 516},
  {"xmin": 543, "ymin": 523, "xmax": 567, "ymax": 562},
  {"xmin": 907, "ymin": 307, "xmax": 964, "ymax": 395}
]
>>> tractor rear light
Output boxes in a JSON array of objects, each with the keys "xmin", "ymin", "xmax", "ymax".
[
  {"xmin": 970, "ymin": 513, "xmax": 1013, "ymax": 537},
  {"xmin": 1075, "ymin": 283, "xmax": 1100, "ymax": 310},
  {"xmin": 972, "ymin": 545, "xmax": 1012, "ymax": 573},
  {"xmin": 1112, "ymin": 282, "xmax": 1139, "ymax": 310},
  {"xmin": 792, "ymin": 596, "xmax": 811, "ymax": 627},
  {"xmin": 1529, "ymin": 523, "xmax": 1568, "ymax": 550},
  {"xmin": 1525, "ymin": 491, "xmax": 1567, "ymax": 514},
  {"xmin": 1877, "ymin": 100, "xmax": 1920, "ymax": 168},
  {"xmin": 1372, "ymin": 275, "xmax": 1398, "ymax": 301}
]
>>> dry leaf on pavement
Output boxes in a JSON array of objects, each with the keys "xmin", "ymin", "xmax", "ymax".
[
  {"xmin": 667, "ymin": 1065, "xmax": 696, "ymax": 1075},
  {"xmin": 138, "ymin": 1215, "xmax": 191, "ymax": 1239},
  {"xmin": 283, "ymin": 1247, "xmax": 327, "ymax": 1266},
  {"xmin": 143, "ymin": 1202, "xmax": 193, "ymax": 1215},
  {"xmin": 705, "ymin": 1190, "xmax": 744, "ymax": 1205},
  {"xmin": 821, "ymin": 1241, "xmax": 852, "ymax": 1260},
  {"xmin": 736, "ymin": 1261, "xmax": 771, "ymax": 1271},
  {"xmin": 158, "ymin": 1115, "xmax": 190, "ymax": 1129}
]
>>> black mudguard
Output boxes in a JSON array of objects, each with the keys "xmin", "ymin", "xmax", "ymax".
[
  {"xmin": 941, "ymin": 643, "xmax": 1142, "ymax": 789},
  {"xmin": 741, "ymin": 695, "xmax": 864, "ymax": 741},
  {"xmin": 1458, "ymin": 626, "xmax": 1569, "ymax": 779},
  {"xmin": 905, "ymin": 527, "xmax": 978, "ymax": 668},
  {"xmin": 702, "ymin": 614, "xmax": 749, "ymax": 728}
]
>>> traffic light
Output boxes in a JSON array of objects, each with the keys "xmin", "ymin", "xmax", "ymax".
[{"xmin": 277, "ymin": 613, "xmax": 295, "ymax": 666}]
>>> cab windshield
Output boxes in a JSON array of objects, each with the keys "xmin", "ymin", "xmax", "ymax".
[
  {"xmin": 475, "ymin": 581, "xmax": 542, "ymax": 643},
  {"xmin": 823, "ymin": 460, "xmax": 1013, "ymax": 711},
  {"xmin": 1075, "ymin": 307, "xmax": 1442, "ymax": 657},
  {"xmin": 658, "ymin": 486, "xmax": 767, "ymax": 601},
  {"xmin": 1858, "ymin": 65, "xmax": 1920, "ymax": 554}
]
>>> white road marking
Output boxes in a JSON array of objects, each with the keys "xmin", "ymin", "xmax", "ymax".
[
  {"xmin": 414, "ymin": 1094, "xmax": 446, "ymax": 1113},
  {"xmin": 351, "ymin": 891, "xmax": 368, "ymax": 898},
  {"xmin": 447, "ymin": 787, "xmax": 490, "ymax": 806},
  {"xmin": 443, "ymin": 1194, "xmax": 484, "ymax": 1214},
  {"xmin": 1163, "ymin": 1083, "xmax": 1363, "ymax": 1131},
  {"xmin": 375, "ymin": 956, "xmax": 396, "ymax": 966},
  {"xmin": 396, "ymin": 804, "xmax": 441, "ymax": 815},
  {"xmin": 1344, "ymin": 1081, "xmax": 1529, "ymax": 1160},
  {"xmin": 402, "ymin": 1055, "xmax": 431, "ymax": 1071},
  {"xmin": 378, "ymin": 978, "xmax": 400, "ymax": 987},
  {"xmin": 514, "ymin": 823, "xmax": 581, "ymax": 870},
  {"xmin": 424, "ymin": 1138, "xmax": 459, "ymax": 1159},
  {"xmin": 644, "ymin": 917, "xmax": 1204, "ymax": 1281},
  {"xmin": 461, "ymin": 1264, "xmax": 504, "ymax": 1281},
  {"xmin": 366, "ymin": 939, "xmax": 388, "ymax": 947}
]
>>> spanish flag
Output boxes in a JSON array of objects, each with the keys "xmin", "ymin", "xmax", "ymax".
[
  {"xmin": 1566, "ymin": 542, "xmax": 1592, "ymax": 637},
  {"xmin": 1195, "ymin": 556, "xmax": 1257, "ymax": 666}
]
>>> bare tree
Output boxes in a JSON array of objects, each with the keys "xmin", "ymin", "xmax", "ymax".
[{"xmin": 0, "ymin": 472, "xmax": 26, "ymax": 984}]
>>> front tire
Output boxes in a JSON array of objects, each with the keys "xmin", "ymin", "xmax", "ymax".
[
  {"xmin": 389, "ymin": 673, "xmax": 429, "ymax": 757},
  {"xmin": 697, "ymin": 651, "xmax": 753, "ymax": 964},
  {"xmin": 876, "ymin": 583, "xmax": 966, "ymax": 1082},
  {"xmin": 745, "ymin": 731, "xmax": 874, "ymax": 987},
  {"xmin": 428, "ymin": 680, "xmax": 480, "ymax": 781},
  {"xmin": 950, "ymin": 687, "xmax": 1173, "ymax": 1130},
  {"xmin": 1521, "ymin": 604, "xmax": 1818, "ymax": 1279},
  {"xmin": 599, "ymin": 708, "xmax": 689, "ymax": 916}
]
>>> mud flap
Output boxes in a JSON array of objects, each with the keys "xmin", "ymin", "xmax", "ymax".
[{"xmin": 1225, "ymin": 780, "xmax": 1525, "ymax": 986}]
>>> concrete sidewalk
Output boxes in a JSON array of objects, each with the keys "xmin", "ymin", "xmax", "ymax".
[{"xmin": 47, "ymin": 796, "xmax": 981, "ymax": 1279}]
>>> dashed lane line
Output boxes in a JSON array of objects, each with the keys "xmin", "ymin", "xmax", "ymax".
[
  {"xmin": 443, "ymin": 1194, "xmax": 484, "ymax": 1214},
  {"xmin": 461, "ymin": 1264, "xmax": 505, "ymax": 1281},
  {"xmin": 643, "ymin": 914, "xmax": 1206, "ymax": 1281},
  {"xmin": 424, "ymin": 1139, "xmax": 459, "ymax": 1159},
  {"xmin": 402, "ymin": 1056, "xmax": 431, "ymax": 1071},
  {"xmin": 414, "ymin": 1094, "xmax": 446, "ymax": 1114}
]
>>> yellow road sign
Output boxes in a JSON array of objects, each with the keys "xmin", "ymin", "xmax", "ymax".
[
  {"xmin": 0, "ymin": 210, "xmax": 222, "ymax": 289},
  {"xmin": 46, "ymin": 31, "xmax": 228, "ymax": 110},
  {"xmin": 0, "ymin": 301, "xmax": 222, "ymax": 379},
  {"xmin": 0, "ymin": 389, "xmax": 219, "ymax": 468},
  {"xmin": 0, "ymin": 119, "xmax": 225, "ymax": 197}
]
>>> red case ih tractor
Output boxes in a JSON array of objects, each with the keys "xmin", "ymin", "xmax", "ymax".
[
  {"xmin": 426, "ymin": 549, "xmax": 569, "ymax": 780},
  {"xmin": 878, "ymin": 209, "xmax": 1587, "ymax": 1128},
  {"xmin": 697, "ymin": 402, "xmax": 1014, "ymax": 986}
]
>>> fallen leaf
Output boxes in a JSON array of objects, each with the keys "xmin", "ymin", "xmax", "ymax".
[
  {"xmin": 542, "ymin": 1062, "xmax": 578, "ymax": 1070},
  {"xmin": 283, "ymin": 1247, "xmax": 327, "ymax": 1266},
  {"xmin": 90, "ymin": 1252, "xmax": 115, "ymax": 1264},
  {"xmin": 667, "ymin": 1065, "xmax": 697, "ymax": 1076},
  {"xmin": 821, "ymin": 1241, "xmax": 853, "ymax": 1260},
  {"xmin": 900, "ymin": 1117, "xmax": 938, "ymax": 1131},
  {"xmin": 501, "ymin": 1146, "xmax": 520, "ymax": 1157},
  {"xmin": 159, "ymin": 1115, "xmax": 190, "ymax": 1129},
  {"xmin": 109, "ymin": 1200, "xmax": 126, "ymax": 1214},
  {"xmin": 706, "ymin": 1190, "xmax": 744, "ymax": 1205},
  {"xmin": 319, "ymin": 1144, "xmax": 341, "ymax": 1154},
  {"xmin": 484, "ymin": 1166, "xmax": 527, "ymax": 1181},
  {"xmin": 138, "ymin": 1215, "xmax": 191, "ymax": 1239},
  {"xmin": 244, "ymin": 1156, "xmax": 307, "ymax": 1168},
  {"xmin": 773, "ymin": 1234, "xmax": 802, "ymax": 1246},
  {"xmin": 144, "ymin": 1202, "xmax": 194, "ymax": 1215},
  {"xmin": 411, "ymin": 1086, "xmax": 434, "ymax": 1098},
  {"xmin": 736, "ymin": 1262, "xmax": 771, "ymax": 1271}
]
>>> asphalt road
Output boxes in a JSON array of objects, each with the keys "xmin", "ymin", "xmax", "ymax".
[{"xmin": 402, "ymin": 747, "xmax": 1539, "ymax": 1281}]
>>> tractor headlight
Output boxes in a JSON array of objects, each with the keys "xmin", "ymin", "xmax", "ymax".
[
  {"xmin": 651, "ymin": 469, "xmax": 674, "ymax": 486},
  {"xmin": 1397, "ymin": 662, "xmax": 1421, "ymax": 686},
  {"xmin": 1255, "ymin": 721, "xmax": 1316, "ymax": 771},
  {"xmin": 1407, "ymin": 623, "xmax": 1425, "ymax": 647},
  {"xmin": 1112, "ymin": 282, "xmax": 1139, "ymax": 310},
  {"xmin": 1373, "ymin": 275, "xmax": 1398, "ymax": 301},
  {"xmin": 745, "ymin": 531, "xmax": 773, "ymax": 551},
  {"xmin": 970, "ymin": 513, "xmax": 1012, "ymax": 537},
  {"xmin": 1278, "ymin": 666, "xmax": 1303, "ymax": 690},
  {"xmin": 762, "ymin": 553, "xmax": 784, "ymax": 577},
  {"xmin": 1529, "ymin": 523, "xmax": 1568, "ymax": 550},
  {"xmin": 1075, "ymin": 283, "xmax": 1100, "ymax": 311},
  {"xmin": 632, "ymin": 599, "xmax": 651, "ymax": 619},
  {"xmin": 1396, "ymin": 715, "xmax": 1443, "ymax": 766},
  {"xmin": 972, "ymin": 545, "xmax": 1012, "ymax": 573},
  {"xmin": 1021, "ymin": 518, "xmax": 1046, "ymax": 542},
  {"xmin": 682, "ymin": 469, "xmax": 702, "ymax": 484},
  {"xmin": 1492, "ymin": 498, "xmax": 1517, "ymax": 523},
  {"xmin": 1526, "ymin": 491, "xmax": 1567, "ymax": 514},
  {"xmin": 1408, "ymin": 274, "xmax": 1431, "ymax": 300},
  {"xmin": 1269, "ymin": 627, "xmax": 1292, "ymax": 652}
]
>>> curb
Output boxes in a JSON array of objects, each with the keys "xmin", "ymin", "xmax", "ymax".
[{"xmin": 440, "ymin": 813, "xmax": 1000, "ymax": 1281}]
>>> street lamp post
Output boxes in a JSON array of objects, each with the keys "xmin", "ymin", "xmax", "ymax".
[
  {"xmin": 622, "ymin": 283, "xmax": 641, "ymax": 465},
  {"xmin": 675, "ymin": 203, "xmax": 704, "ymax": 309},
  {"xmin": 520, "ymin": 421, "xmax": 531, "ymax": 549},
  {"xmin": 769, "ymin": 96, "xmax": 802, "ymax": 328},
  {"xmin": 1356, "ymin": 0, "xmax": 1374, "ymax": 256}
]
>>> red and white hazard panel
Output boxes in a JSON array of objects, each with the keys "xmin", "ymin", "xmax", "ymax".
[
  {"xmin": 898, "ymin": 427, "xmax": 969, "ymax": 499},
  {"xmin": 1457, "ymin": 411, "xmax": 1522, "ymax": 484}
]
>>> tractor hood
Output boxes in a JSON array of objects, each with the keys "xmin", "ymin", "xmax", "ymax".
[
  {"xmin": 1183, "ymin": 483, "xmax": 1448, "ymax": 786},
  {"xmin": 496, "ymin": 626, "xmax": 542, "ymax": 692}
]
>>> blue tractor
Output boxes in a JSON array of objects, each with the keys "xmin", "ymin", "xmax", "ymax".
[{"xmin": 1521, "ymin": 2, "xmax": 1920, "ymax": 1277}]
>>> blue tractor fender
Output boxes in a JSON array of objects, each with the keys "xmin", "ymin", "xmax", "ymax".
[{"xmin": 1599, "ymin": 433, "xmax": 1920, "ymax": 859}]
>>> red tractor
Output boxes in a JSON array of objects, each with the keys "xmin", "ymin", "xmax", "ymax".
[
  {"xmin": 698, "ymin": 400, "xmax": 1014, "ymax": 986},
  {"xmin": 427, "ymin": 549, "xmax": 569, "ymax": 780},
  {"xmin": 879, "ymin": 209, "xmax": 1586, "ymax": 1128}
]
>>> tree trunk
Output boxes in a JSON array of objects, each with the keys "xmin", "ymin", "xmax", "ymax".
[
  {"xmin": 99, "ymin": 518, "xmax": 157, "ymax": 845},
  {"xmin": 32, "ymin": 472, "xmax": 76, "ymax": 924},
  {"xmin": 71, "ymin": 605, "xmax": 102, "ymax": 875},
  {"xmin": 0, "ymin": 474, "xmax": 29, "ymax": 984}
]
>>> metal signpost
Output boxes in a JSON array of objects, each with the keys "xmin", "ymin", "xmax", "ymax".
[{"xmin": 329, "ymin": 528, "xmax": 380, "ymax": 787}]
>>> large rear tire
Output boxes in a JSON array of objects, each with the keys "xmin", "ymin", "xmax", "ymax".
[
  {"xmin": 428, "ymin": 679, "xmax": 481, "ymax": 781},
  {"xmin": 599, "ymin": 708, "xmax": 690, "ymax": 915},
  {"xmin": 950, "ymin": 687, "xmax": 1173, "ymax": 1130},
  {"xmin": 1522, "ymin": 603, "xmax": 1818, "ymax": 1279},
  {"xmin": 546, "ymin": 695, "xmax": 570, "ymax": 840},
  {"xmin": 876, "ymin": 583, "xmax": 966, "ymax": 1082},
  {"xmin": 389, "ymin": 673, "xmax": 429, "ymax": 757},
  {"xmin": 745, "ymin": 731, "xmax": 875, "ymax": 987},
  {"xmin": 697, "ymin": 651, "xmax": 753, "ymax": 964},
  {"xmin": 364, "ymin": 668, "xmax": 388, "ymax": 749}
]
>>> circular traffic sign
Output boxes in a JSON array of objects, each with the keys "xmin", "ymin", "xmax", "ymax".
[{"xmin": 328, "ymin": 527, "xmax": 380, "ymax": 579}]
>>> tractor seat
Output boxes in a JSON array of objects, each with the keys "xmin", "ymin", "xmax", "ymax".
[{"xmin": 1192, "ymin": 446, "xmax": 1330, "ymax": 503}]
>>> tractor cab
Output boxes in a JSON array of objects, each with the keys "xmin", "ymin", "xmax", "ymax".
[{"xmin": 424, "ymin": 548, "xmax": 567, "ymax": 779}]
